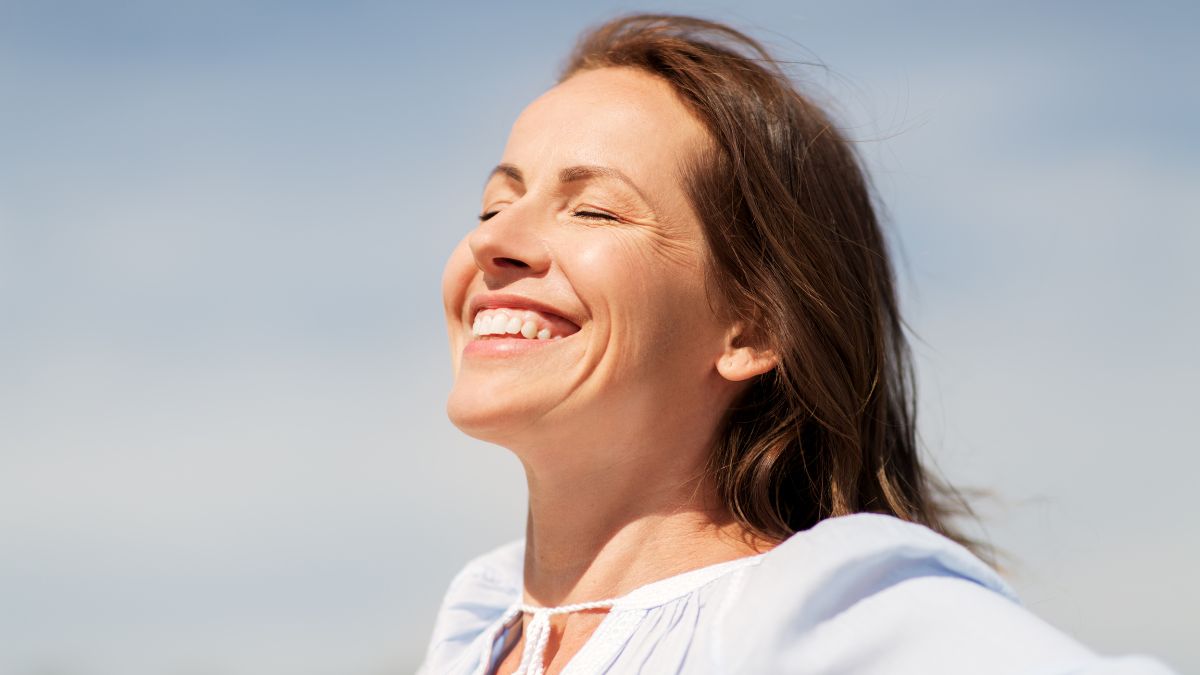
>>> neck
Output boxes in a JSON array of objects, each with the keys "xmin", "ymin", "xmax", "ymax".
[{"xmin": 516, "ymin": 431, "xmax": 772, "ymax": 607}]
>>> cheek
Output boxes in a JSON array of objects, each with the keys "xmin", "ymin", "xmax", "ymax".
[
  {"xmin": 442, "ymin": 237, "xmax": 476, "ymax": 318},
  {"xmin": 572, "ymin": 233, "xmax": 720, "ymax": 361}
]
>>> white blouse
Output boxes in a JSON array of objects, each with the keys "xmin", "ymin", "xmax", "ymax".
[{"xmin": 417, "ymin": 513, "xmax": 1175, "ymax": 674}]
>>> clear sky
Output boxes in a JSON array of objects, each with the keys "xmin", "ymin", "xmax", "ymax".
[{"xmin": 1, "ymin": 1, "xmax": 1196, "ymax": 673}]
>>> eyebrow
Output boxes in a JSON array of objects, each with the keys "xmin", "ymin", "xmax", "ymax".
[
  {"xmin": 487, "ymin": 163, "xmax": 524, "ymax": 185},
  {"xmin": 485, "ymin": 162, "xmax": 655, "ymax": 210}
]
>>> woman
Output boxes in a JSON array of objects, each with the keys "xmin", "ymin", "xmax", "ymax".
[{"xmin": 419, "ymin": 14, "xmax": 1174, "ymax": 675}]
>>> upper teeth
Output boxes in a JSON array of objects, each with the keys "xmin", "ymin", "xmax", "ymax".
[{"xmin": 472, "ymin": 308, "xmax": 558, "ymax": 340}]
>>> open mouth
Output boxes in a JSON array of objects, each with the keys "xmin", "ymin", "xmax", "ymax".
[{"xmin": 471, "ymin": 307, "xmax": 580, "ymax": 341}]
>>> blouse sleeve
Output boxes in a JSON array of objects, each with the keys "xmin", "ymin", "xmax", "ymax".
[
  {"xmin": 747, "ymin": 574, "xmax": 1177, "ymax": 674},
  {"xmin": 716, "ymin": 514, "xmax": 1177, "ymax": 674}
]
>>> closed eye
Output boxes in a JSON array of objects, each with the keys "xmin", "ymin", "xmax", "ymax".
[
  {"xmin": 572, "ymin": 210, "xmax": 620, "ymax": 222},
  {"xmin": 479, "ymin": 209, "xmax": 620, "ymax": 222}
]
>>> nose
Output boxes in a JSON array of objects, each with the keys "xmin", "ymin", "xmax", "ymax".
[{"xmin": 467, "ymin": 207, "xmax": 551, "ymax": 285}]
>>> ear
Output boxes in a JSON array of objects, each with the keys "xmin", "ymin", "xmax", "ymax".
[{"xmin": 716, "ymin": 322, "xmax": 778, "ymax": 382}]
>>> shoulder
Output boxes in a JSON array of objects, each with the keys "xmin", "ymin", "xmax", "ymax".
[
  {"xmin": 418, "ymin": 539, "xmax": 523, "ymax": 674},
  {"xmin": 747, "ymin": 511, "xmax": 1017, "ymax": 604},
  {"xmin": 718, "ymin": 513, "xmax": 1176, "ymax": 674}
]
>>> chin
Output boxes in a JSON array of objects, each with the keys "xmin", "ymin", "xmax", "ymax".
[{"xmin": 445, "ymin": 374, "xmax": 546, "ymax": 445}]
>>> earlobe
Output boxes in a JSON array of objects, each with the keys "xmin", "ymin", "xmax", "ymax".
[
  {"xmin": 717, "ymin": 323, "xmax": 778, "ymax": 382},
  {"xmin": 717, "ymin": 348, "xmax": 778, "ymax": 382}
]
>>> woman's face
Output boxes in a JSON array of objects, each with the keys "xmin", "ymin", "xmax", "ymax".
[{"xmin": 443, "ymin": 67, "xmax": 740, "ymax": 454}]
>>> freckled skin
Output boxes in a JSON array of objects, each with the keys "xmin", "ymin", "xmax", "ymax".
[{"xmin": 440, "ymin": 67, "xmax": 778, "ymax": 675}]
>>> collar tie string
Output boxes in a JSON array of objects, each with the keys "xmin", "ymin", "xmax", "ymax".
[{"xmin": 510, "ymin": 599, "xmax": 616, "ymax": 675}]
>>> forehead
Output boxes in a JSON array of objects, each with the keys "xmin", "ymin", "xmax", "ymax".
[{"xmin": 502, "ymin": 67, "xmax": 709, "ymax": 191}]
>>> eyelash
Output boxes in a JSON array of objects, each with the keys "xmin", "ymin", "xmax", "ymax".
[
  {"xmin": 477, "ymin": 209, "xmax": 619, "ymax": 222},
  {"xmin": 574, "ymin": 210, "xmax": 619, "ymax": 222}
]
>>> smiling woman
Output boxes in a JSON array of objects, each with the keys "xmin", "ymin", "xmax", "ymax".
[
  {"xmin": 420, "ymin": 13, "xmax": 1175, "ymax": 675},
  {"xmin": 444, "ymin": 66, "xmax": 737, "ymax": 453}
]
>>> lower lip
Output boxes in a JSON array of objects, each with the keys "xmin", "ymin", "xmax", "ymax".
[{"xmin": 463, "ymin": 335, "xmax": 570, "ymax": 358}]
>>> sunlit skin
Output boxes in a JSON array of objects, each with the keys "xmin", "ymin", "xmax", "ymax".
[{"xmin": 442, "ymin": 67, "xmax": 778, "ymax": 674}]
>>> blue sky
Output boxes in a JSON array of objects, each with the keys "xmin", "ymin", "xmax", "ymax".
[{"xmin": 1, "ymin": 1, "xmax": 1197, "ymax": 673}]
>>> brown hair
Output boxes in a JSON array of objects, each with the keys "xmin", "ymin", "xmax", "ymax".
[{"xmin": 562, "ymin": 14, "xmax": 990, "ymax": 558}]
